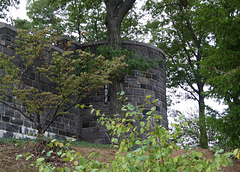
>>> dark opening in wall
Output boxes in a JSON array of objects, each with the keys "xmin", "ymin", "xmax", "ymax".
[{"xmin": 82, "ymin": 122, "xmax": 90, "ymax": 128}]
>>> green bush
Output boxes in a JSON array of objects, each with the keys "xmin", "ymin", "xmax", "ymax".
[{"xmin": 18, "ymin": 96, "xmax": 238, "ymax": 171}]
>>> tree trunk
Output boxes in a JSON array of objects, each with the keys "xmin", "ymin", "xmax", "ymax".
[
  {"xmin": 198, "ymin": 83, "xmax": 208, "ymax": 148},
  {"xmin": 109, "ymin": 73, "xmax": 125, "ymax": 117},
  {"xmin": 106, "ymin": 18, "xmax": 121, "ymax": 48},
  {"xmin": 104, "ymin": 0, "xmax": 136, "ymax": 116},
  {"xmin": 106, "ymin": 18, "xmax": 123, "ymax": 116}
]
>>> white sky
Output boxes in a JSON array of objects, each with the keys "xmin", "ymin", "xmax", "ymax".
[
  {"xmin": 1, "ymin": 0, "xmax": 228, "ymax": 120},
  {"xmin": 0, "ymin": 0, "xmax": 29, "ymax": 23}
]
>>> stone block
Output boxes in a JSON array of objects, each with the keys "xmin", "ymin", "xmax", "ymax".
[
  {"xmin": 51, "ymin": 127, "xmax": 58, "ymax": 134},
  {"xmin": 40, "ymin": 83, "xmax": 49, "ymax": 92},
  {"xmin": 6, "ymin": 123, "xmax": 19, "ymax": 132},
  {"xmin": 145, "ymin": 90, "xmax": 155, "ymax": 97},
  {"xmin": 28, "ymin": 71, "xmax": 35, "ymax": 80},
  {"xmin": 3, "ymin": 131, "xmax": 13, "ymax": 138},
  {"xmin": 0, "ymin": 34, "xmax": 12, "ymax": 41},
  {"xmin": 59, "ymin": 129, "xmax": 65, "ymax": 136},
  {"xmin": 129, "ymin": 82, "xmax": 140, "ymax": 88},
  {"xmin": 124, "ymin": 87, "xmax": 133, "ymax": 95},
  {"xmin": 124, "ymin": 82, "xmax": 129, "ymax": 87},
  {"xmin": 147, "ymin": 85, "xmax": 153, "ymax": 91},
  {"xmin": 22, "ymin": 78, "xmax": 32, "ymax": 86},
  {"xmin": 140, "ymin": 84, "xmax": 146, "ymax": 89},
  {"xmin": 146, "ymin": 73, "xmax": 151, "ymax": 78},
  {"xmin": 11, "ymin": 118, "xmax": 23, "ymax": 125},
  {"xmin": 5, "ymin": 109, "xmax": 14, "ymax": 117},
  {"xmin": 14, "ymin": 112, "xmax": 21, "ymax": 118},
  {"xmin": 134, "ymin": 89, "xmax": 145, "ymax": 96},
  {"xmin": 23, "ymin": 120, "xmax": 31, "ymax": 128},
  {"xmin": 0, "ymin": 121, "xmax": 6, "ymax": 129},
  {"xmin": 150, "ymin": 80, "xmax": 157, "ymax": 87},
  {"xmin": 125, "ymin": 75, "xmax": 137, "ymax": 82},
  {"xmin": 138, "ymin": 77, "xmax": 150, "ymax": 84},
  {"xmin": 2, "ymin": 116, "xmax": 10, "ymax": 122}
]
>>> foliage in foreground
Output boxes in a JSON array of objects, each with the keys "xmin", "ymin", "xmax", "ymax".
[
  {"xmin": 0, "ymin": 28, "xmax": 126, "ymax": 136},
  {"xmin": 18, "ymin": 96, "xmax": 239, "ymax": 172}
]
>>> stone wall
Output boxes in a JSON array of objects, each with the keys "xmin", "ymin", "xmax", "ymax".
[{"xmin": 0, "ymin": 22, "xmax": 167, "ymax": 143}]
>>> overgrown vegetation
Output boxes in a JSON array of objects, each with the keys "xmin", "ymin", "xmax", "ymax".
[
  {"xmin": 16, "ymin": 96, "xmax": 240, "ymax": 171},
  {"xmin": 0, "ymin": 28, "xmax": 126, "ymax": 136},
  {"xmin": 96, "ymin": 46, "xmax": 160, "ymax": 74}
]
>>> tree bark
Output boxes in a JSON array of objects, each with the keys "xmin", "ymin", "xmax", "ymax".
[
  {"xmin": 105, "ymin": 0, "xmax": 136, "ymax": 47},
  {"xmin": 198, "ymin": 82, "xmax": 208, "ymax": 148},
  {"xmin": 104, "ymin": 0, "xmax": 136, "ymax": 116}
]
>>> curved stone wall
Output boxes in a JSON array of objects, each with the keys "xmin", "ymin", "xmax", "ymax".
[
  {"xmin": 0, "ymin": 22, "xmax": 167, "ymax": 143},
  {"xmin": 78, "ymin": 40, "xmax": 168, "ymax": 143}
]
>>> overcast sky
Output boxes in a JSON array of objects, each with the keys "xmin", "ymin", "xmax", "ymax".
[{"xmin": 0, "ymin": 0, "xmax": 28, "ymax": 23}]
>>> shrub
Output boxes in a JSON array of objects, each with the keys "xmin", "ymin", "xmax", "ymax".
[{"xmin": 18, "ymin": 96, "xmax": 237, "ymax": 171}]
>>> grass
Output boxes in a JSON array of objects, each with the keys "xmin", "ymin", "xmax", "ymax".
[
  {"xmin": 0, "ymin": 137, "xmax": 239, "ymax": 172},
  {"xmin": 0, "ymin": 137, "xmax": 111, "ymax": 149}
]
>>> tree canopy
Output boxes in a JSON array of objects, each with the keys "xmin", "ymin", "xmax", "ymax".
[
  {"xmin": 199, "ymin": 0, "xmax": 240, "ymax": 148},
  {"xmin": 0, "ymin": 0, "xmax": 19, "ymax": 19},
  {"xmin": 144, "ymin": 0, "xmax": 209, "ymax": 148}
]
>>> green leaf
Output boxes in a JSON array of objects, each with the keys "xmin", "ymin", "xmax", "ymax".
[
  {"xmin": 47, "ymin": 151, "xmax": 53, "ymax": 157},
  {"xmin": 119, "ymin": 91, "xmax": 125, "ymax": 96},
  {"xmin": 80, "ymin": 157, "xmax": 86, "ymax": 165},
  {"xmin": 75, "ymin": 166, "xmax": 84, "ymax": 170},
  {"xmin": 62, "ymin": 157, "xmax": 71, "ymax": 162},
  {"xmin": 140, "ymin": 121, "xmax": 145, "ymax": 127},
  {"xmin": 64, "ymin": 167, "xmax": 70, "ymax": 172},
  {"xmin": 127, "ymin": 104, "xmax": 134, "ymax": 111},
  {"xmin": 145, "ymin": 95, "xmax": 151, "ymax": 100},
  {"xmin": 218, "ymin": 149, "xmax": 224, "ymax": 153},
  {"xmin": 80, "ymin": 104, "xmax": 86, "ymax": 109},
  {"xmin": 195, "ymin": 151, "xmax": 203, "ymax": 158},
  {"xmin": 51, "ymin": 139, "xmax": 57, "ymax": 143},
  {"xmin": 57, "ymin": 167, "xmax": 64, "ymax": 172},
  {"xmin": 112, "ymin": 138, "xmax": 118, "ymax": 144},
  {"xmin": 24, "ymin": 152, "xmax": 30, "ymax": 157},
  {"xmin": 179, "ymin": 115, "xmax": 184, "ymax": 121},
  {"xmin": 140, "ymin": 155, "xmax": 146, "ymax": 162},
  {"xmin": 57, "ymin": 150, "xmax": 62, "ymax": 156},
  {"xmin": 135, "ymin": 140, "xmax": 142, "ymax": 145},
  {"xmin": 173, "ymin": 156, "xmax": 178, "ymax": 163},
  {"xmin": 36, "ymin": 158, "xmax": 45, "ymax": 163},
  {"xmin": 183, "ymin": 122, "xmax": 188, "ymax": 127},
  {"xmin": 39, "ymin": 165, "xmax": 44, "ymax": 172},
  {"xmin": 146, "ymin": 123, "xmax": 150, "ymax": 131},
  {"xmin": 194, "ymin": 164, "xmax": 203, "ymax": 171},
  {"xmin": 233, "ymin": 149, "xmax": 239, "ymax": 156},
  {"xmin": 74, "ymin": 161, "xmax": 79, "ymax": 166},
  {"xmin": 26, "ymin": 155, "xmax": 32, "ymax": 161},
  {"xmin": 16, "ymin": 154, "xmax": 23, "ymax": 160}
]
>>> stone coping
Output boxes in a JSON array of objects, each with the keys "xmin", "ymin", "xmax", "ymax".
[
  {"xmin": 0, "ymin": 22, "xmax": 17, "ymax": 32},
  {"xmin": 0, "ymin": 22, "xmax": 165, "ymax": 57},
  {"xmin": 58, "ymin": 36, "xmax": 165, "ymax": 57}
]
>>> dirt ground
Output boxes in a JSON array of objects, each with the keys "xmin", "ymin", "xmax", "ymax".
[{"xmin": 0, "ymin": 144, "xmax": 239, "ymax": 172}]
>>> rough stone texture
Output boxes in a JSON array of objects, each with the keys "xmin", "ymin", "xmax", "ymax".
[{"xmin": 0, "ymin": 22, "xmax": 167, "ymax": 143}]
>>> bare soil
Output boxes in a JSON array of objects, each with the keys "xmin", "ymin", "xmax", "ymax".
[{"xmin": 0, "ymin": 144, "xmax": 239, "ymax": 171}]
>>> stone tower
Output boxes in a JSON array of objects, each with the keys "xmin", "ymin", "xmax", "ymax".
[{"xmin": 0, "ymin": 22, "xmax": 167, "ymax": 143}]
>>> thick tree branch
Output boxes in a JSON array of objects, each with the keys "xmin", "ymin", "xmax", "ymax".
[{"xmin": 117, "ymin": 0, "xmax": 136, "ymax": 24}]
